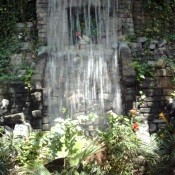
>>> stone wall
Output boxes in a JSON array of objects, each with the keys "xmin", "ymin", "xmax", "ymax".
[
  {"xmin": 128, "ymin": 37, "xmax": 175, "ymax": 132},
  {"xmin": 37, "ymin": 0, "xmax": 48, "ymax": 44},
  {"xmin": 1, "ymin": 0, "xmax": 175, "ymax": 132}
]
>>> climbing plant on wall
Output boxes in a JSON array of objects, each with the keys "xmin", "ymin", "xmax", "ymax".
[
  {"xmin": 142, "ymin": 0, "xmax": 175, "ymax": 40},
  {"xmin": 0, "ymin": 0, "xmax": 36, "ymax": 81}
]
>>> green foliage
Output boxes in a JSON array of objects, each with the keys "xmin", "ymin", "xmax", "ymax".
[
  {"xmin": 17, "ymin": 162, "xmax": 51, "ymax": 175},
  {"xmin": 0, "ymin": 131, "xmax": 15, "ymax": 175},
  {"xmin": 0, "ymin": 114, "xmax": 168, "ymax": 175},
  {"xmin": 0, "ymin": 0, "xmax": 36, "ymax": 83},
  {"xmin": 22, "ymin": 66, "xmax": 34, "ymax": 89},
  {"xmin": 122, "ymin": 34, "xmax": 137, "ymax": 42},
  {"xmin": 148, "ymin": 124, "xmax": 175, "ymax": 175},
  {"xmin": 131, "ymin": 60, "xmax": 155, "ymax": 82},
  {"xmin": 0, "ymin": 0, "xmax": 36, "ymax": 38},
  {"xmin": 98, "ymin": 113, "xmax": 142, "ymax": 175},
  {"xmin": 0, "ymin": 36, "xmax": 20, "ymax": 81},
  {"xmin": 15, "ymin": 117, "xmax": 102, "ymax": 175},
  {"xmin": 142, "ymin": 1, "xmax": 175, "ymax": 39}
]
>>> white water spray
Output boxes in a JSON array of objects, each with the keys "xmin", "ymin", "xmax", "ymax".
[{"xmin": 46, "ymin": 0, "xmax": 122, "ymax": 121}]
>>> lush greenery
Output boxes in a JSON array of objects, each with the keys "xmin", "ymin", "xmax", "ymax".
[
  {"xmin": 0, "ymin": 112, "xmax": 167, "ymax": 175},
  {"xmin": 0, "ymin": 0, "xmax": 36, "ymax": 84},
  {"xmin": 142, "ymin": 0, "xmax": 175, "ymax": 40}
]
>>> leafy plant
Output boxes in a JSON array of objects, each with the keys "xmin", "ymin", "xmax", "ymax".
[
  {"xmin": 148, "ymin": 124, "xmax": 175, "ymax": 175},
  {"xmin": 131, "ymin": 60, "xmax": 155, "ymax": 82},
  {"xmin": 142, "ymin": 1, "xmax": 175, "ymax": 39},
  {"xmin": 15, "ymin": 116, "xmax": 103, "ymax": 175},
  {"xmin": 0, "ymin": 131, "xmax": 15, "ymax": 175},
  {"xmin": 97, "ymin": 112, "xmax": 142, "ymax": 175}
]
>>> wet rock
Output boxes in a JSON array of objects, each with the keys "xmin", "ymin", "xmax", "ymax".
[
  {"xmin": 38, "ymin": 46, "xmax": 48, "ymax": 58},
  {"xmin": 112, "ymin": 42, "xmax": 118, "ymax": 50}
]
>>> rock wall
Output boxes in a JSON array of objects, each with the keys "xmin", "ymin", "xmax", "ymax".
[
  {"xmin": 1, "ymin": 0, "xmax": 175, "ymax": 131},
  {"xmin": 128, "ymin": 37, "xmax": 175, "ymax": 132}
]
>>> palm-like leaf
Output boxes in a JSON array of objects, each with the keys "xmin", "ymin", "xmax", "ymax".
[{"xmin": 17, "ymin": 162, "xmax": 51, "ymax": 175}]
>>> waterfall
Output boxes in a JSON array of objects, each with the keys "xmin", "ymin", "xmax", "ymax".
[{"xmin": 46, "ymin": 0, "xmax": 122, "ymax": 122}]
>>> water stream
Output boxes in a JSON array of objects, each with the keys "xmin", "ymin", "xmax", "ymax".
[{"xmin": 46, "ymin": 0, "xmax": 122, "ymax": 123}]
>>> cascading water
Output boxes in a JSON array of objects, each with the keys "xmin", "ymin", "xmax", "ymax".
[{"xmin": 46, "ymin": 0, "xmax": 122, "ymax": 123}]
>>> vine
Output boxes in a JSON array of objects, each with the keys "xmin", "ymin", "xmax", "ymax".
[
  {"xmin": 142, "ymin": 0, "xmax": 175, "ymax": 40},
  {"xmin": 0, "ymin": 0, "xmax": 36, "ymax": 82}
]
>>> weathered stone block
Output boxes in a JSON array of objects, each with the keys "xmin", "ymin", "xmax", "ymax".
[
  {"xmin": 158, "ymin": 77, "xmax": 174, "ymax": 88},
  {"xmin": 155, "ymin": 59, "xmax": 166, "ymax": 68},
  {"xmin": 42, "ymin": 117, "xmax": 49, "ymax": 124},
  {"xmin": 123, "ymin": 76, "xmax": 136, "ymax": 86},
  {"xmin": 32, "ymin": 110, "xmax": 42, "ymax": 118},
  {"xmin": 13, "ymin": 123, "xmax": 32, "ymax": 138},
  {"xmin": 125, "ymin": 94, "xmax": 135, "ymax": 101},
  {"xmin": 149, "ymin": 43, "xmax": 156, "ymax": 50},
  {"xmin": 140, "ymin": 78, "xmax": 158, "ymax": 88},
  {"xmin": 125, "ymin": 88, "xmax": 136, "ymax": 94},
  {"xmin": 31, "ymin": 119, "xmax": 42, "ymax": 129},
  {"xmin": 140, "ymin": 108, "xmax": 151, "ymax": 113},
  {"xmin": 156, "ymin": 69, "xmax": 166, "ymax": 76},
  {"xmin": 4, "ymin": 113, "xmax": 25, "ymax": 124},
  {"xmin": 166, "ymin": 67, "xmax": 173, "ymax": 76},
  {"xmin": 31, "ymin": 92, "xmax": 42, "ymax": 102}
]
